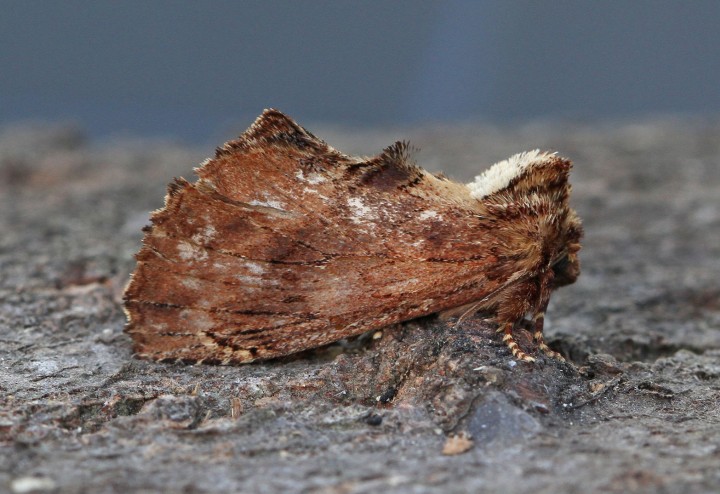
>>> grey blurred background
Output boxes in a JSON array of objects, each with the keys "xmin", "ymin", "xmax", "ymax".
[{"xmin": 2, "ymin": 0, "xmax": 719, "ymax": 143}]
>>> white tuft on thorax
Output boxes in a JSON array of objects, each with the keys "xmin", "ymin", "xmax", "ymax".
[{"xmin": 466, "ymin": 150, "xmax": 554, "ymax": 199}]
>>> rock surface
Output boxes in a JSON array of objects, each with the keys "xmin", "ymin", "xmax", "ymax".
[{"xmin": 1, "ymin": 118, "xmax": 719, "ymax": 493}]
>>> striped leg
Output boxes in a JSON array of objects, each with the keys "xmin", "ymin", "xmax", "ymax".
[
  {"xmin": 500, "ymin": 321, "xmax": 535, "ymax": 363},
  {"xmin": 532, "ymin": 310, "xmax": 565, "ymax": 361}
]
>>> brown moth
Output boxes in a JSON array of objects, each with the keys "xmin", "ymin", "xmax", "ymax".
[{"xmin": 124, "ymin": 109, "xmax": 582, "ymax": 364}]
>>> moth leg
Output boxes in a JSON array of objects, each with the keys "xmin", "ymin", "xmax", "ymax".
[
  {"xmin": 501, "ymin": 321, "xmax": 535, "ymax": 363},
  {"xmin": 532, "ymin": 302, "xmax": 565, "ymax": 362}
]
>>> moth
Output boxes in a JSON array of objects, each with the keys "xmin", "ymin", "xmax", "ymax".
[{"xmin": 124, "ymin": 109, "xmax": 582, "ymax": 364}]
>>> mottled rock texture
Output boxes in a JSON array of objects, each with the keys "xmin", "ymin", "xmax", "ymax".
[{"xmin": 1, "ymin": 118, "xmax": 719, "ymax": 493}]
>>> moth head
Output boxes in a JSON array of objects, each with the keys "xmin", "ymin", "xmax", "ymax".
[
  {"xmin": 467, "ymin": 150, "xmax": 583, "ymax": 287},
  {"xmin": 552, "ymin": 209, "xmax": 583, "ymax": 287}
]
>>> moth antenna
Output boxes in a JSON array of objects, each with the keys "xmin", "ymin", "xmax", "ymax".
[{"xmin": 455, "ymin": 301, "xmax": 483, "ymax": 327}]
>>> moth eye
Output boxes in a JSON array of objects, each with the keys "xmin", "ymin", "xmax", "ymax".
[{"xmin": 552, "ymin": 254, "xmax": 570, "ymax": 273}]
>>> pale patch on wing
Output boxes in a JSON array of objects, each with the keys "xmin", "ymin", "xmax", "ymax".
[
  {"xmin": 177, "ymin": 241, "xmax": 208, "ymax": 261},
  {"xmin": 467, "ymin": 150, "xmax": 555, "ymax": 199},
  {"xmin": 303, "ymin": 188, "xmax": 330, "ymax": 201},
  {"xmin": 181, "ymin": 278, "xmax": 200, "ymax": 290},
  {"xmin": 249, "ymin": 198, "xmax": 286, "ymax": 211},
  {"xmin": 295, "ymin": 169, "xmax": 326, "ymax": 185},
  {"xmin": 235, "ymin": 261, "xmax": 272, "ymax": 286},
  {"xmin": 234, "ymin": 275, "xmax": 271, "ymax": 287},
  {"xmin": 192, "ymin": 225, "xmax": 217, "ymax": 244},
  {"xmin": 347, "ymin": 197, "xmax": 378, "ymax": 224},
  {"xmin": 245, "ymin": 261, "xmax": 265, "ymax": 275},
  {"xmin": 418, "ymin": 210, "xmax": 440, "ymax": 221}
]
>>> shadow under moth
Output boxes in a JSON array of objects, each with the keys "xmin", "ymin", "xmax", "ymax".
[{"xmin": 124, "ymin": 109, "xmax": 582, "ymax": 364}]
